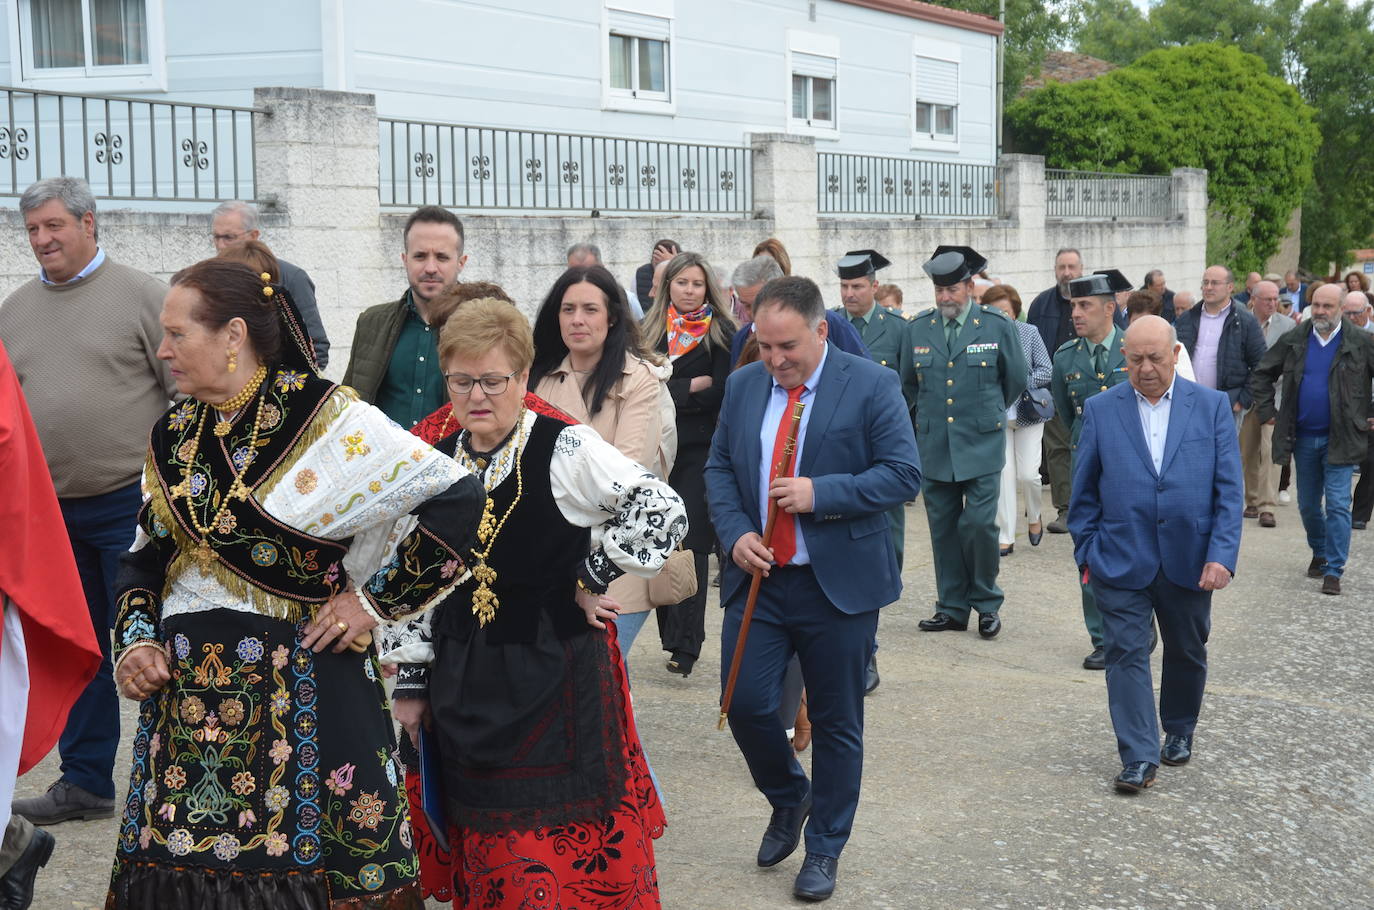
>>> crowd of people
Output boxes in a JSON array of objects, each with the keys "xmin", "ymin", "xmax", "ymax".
[{"xmin": 0, "ymin": 174, "xmax": 1370, "ymax": 908}]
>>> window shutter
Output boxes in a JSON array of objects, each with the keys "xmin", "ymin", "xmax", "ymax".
[
  {"xmin": 791, "ymin": 51, "xmax": 836, "ymax": 80},
  {"xmin": 916, "ymin": 56, "xmax": 959, "ymax": 105},
  {"xmin": 608, "ymin": 9, "xmax": 670, "ymax": 40}
]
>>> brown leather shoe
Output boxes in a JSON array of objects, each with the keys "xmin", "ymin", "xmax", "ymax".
[
  {"xmin": 1243, "ymin": 506, "xmax": 1259, "ymax": 519},
  {"xmin": 1258, "ymin": 512, "xmax": 1276, "ymax": 528},
  {"xmin": 791, "ymin": 694, "xmax": 812, "ymax": 753},
  {"xmin": 1322, "ymin": 575, "xmax": 1341, "ymax": 595},
  {"xmin": 1307, "ymin": 556, "xmax": 1327, "ymax": 579}
]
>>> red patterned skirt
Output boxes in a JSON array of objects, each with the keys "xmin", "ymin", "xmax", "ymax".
[{"xmin": 406, "ymin": 623, "xmax": 663, "ymax": 909}]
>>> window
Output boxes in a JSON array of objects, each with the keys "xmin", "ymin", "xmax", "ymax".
[
  {"xmin": 789, "ymin": 51, "xmax": 837, "ymax": 131},
  {"xmin": 604, "ymin": 5, "xmax": 673, "ymax": 110},
  {"xmin": 914, "ymin": 54, "xmax": 960, "ymax": 144},
  {"xmin": 13, "ymin": 0, "xmax": 165, "ymax": 90}
]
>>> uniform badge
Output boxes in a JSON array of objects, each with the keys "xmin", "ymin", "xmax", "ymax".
[{"xmin": 912, "ymin": 346, "xmax": 931, "ymax": 355}]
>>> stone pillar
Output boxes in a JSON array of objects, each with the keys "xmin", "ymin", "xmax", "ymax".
[
  {"xmin": 254, "ymin": 87, "xmax": 385, "ymax": 379},
  {"xmin": 748, "ymin": 132, "xmax": 818, "ymax": 282},
  {"xmin": 1171, "ymin": 167, "xmax": 1208, "ymax": 289},
  {"xmin": 994, "ymin": 154, "xmax": 1046, "ymax": 284}
]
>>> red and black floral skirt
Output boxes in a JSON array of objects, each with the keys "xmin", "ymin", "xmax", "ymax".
[{"xmin": 408, "ymin": 622, "xmax": 664, "ymax": 909}]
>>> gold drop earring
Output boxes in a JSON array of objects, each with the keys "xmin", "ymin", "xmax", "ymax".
[{"xmin": 227, "ymin": 348, "xmax": 238, "ymax": 373}]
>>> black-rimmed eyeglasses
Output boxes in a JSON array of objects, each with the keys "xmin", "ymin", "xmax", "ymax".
[{"xmin": 444, "ymin": 370, "xmax": 517, "ymax": 396}]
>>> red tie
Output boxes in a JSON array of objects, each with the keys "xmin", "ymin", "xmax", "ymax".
[{"xmin": 768, "ymin": 385, "xmax": 805, "ymax": 566}]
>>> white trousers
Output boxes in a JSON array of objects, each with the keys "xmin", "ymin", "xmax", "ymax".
[
  {"xmin": 997, "ymin": 422, "xmax": 1045, "ymax": 546},
  {"xmin": 0, "ymin": 598, "xmax": 30, "ymax": 836}
]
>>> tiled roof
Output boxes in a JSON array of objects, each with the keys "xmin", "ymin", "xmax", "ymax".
[
  {"xmin": 1022, "ymin": 51, "xmax": 1117, "ymax": 93},
  {"xmin": 835, "ymin": 0, "xmax": 1005, "ymax": 36}
]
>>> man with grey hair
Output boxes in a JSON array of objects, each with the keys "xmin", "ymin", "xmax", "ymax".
[
  {"xmin": 1172, "ymin": 291, "xmax": 1196, "ymax": 317},
  {"xmin": 566, "ymin": 240, "xmax": 643, "ymax": 318},
  {"xmin": 1028, "ymin": 248, "xmax": 1085, "ymax": 534},
  {"xmin": 210, "ymin": 200, "xmax": 330, "ymax": 368},
  {"xmin": 1239, "ymin": 280, "xmax": 1295, "ymax": 528},
  {"xmin": 0, "ymin": 177, "xmax": 176, "ymax": 827},
  {"xmin": 1176, "ymin": 265, "xmax": 1266, "ymax": 433}
]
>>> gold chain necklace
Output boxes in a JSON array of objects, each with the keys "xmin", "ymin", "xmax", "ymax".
[
  {"xmin": 211, "ymin": 364, "xmax": 268, "ymax": 436},
  {"xmin": 454, "ymin": 409, "xmax": 528, "ymax": 626},
  {"xmin": 169, "ymin": 385, "xmax": 267, "ymax": 571}
]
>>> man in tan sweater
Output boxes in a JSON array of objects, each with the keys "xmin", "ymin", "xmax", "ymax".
[{"xmin": 0, "ymin": 177, "xmax": 174, "ymax": 827}]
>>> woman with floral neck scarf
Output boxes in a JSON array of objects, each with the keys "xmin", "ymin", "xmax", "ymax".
[{"xmin": 639, "ymin": 252, "xmax": 738, "ymax": 677}]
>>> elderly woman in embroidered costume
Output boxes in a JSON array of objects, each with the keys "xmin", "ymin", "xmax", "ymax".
[
  {"xmin": 106, "ymin": 258, "xmax": 485, "ymax": 910},
  {"xmin": 638, "ymin": 251, "xmax": 736, "ymax": 679},
  {"xmin": 382, "ymin": 299, "xmax": 685, "ymax": 910}
]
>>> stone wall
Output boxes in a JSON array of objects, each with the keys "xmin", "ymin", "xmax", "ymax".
[{"xmin": 0, "ymin": 87, "xmax": 1207, "ymax": 381}]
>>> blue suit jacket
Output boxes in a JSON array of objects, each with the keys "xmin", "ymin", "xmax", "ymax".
[
  {"xmin": 1069, "ymin": 377, "xmax": 1243, "ymax": 591},
  {"xmin": 729, "ymin": 310, "xmax": 870, "ymax": 367},
  {"xmin": 705, "ymin": 346, "xmax": 922, "ymax": 614}
]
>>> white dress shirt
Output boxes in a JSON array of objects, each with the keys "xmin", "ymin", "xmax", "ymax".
[
  {"xmin": 756, "ymin": 346, "xmax": 828, "ymax": 565},
  {"xmin": 1134, "ymin": 377, "xmax": 1176, "ymax": 474}
]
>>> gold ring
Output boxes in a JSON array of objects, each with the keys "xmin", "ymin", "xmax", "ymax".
[{"xmin": 336, "ymin": 620, "xmax": 349, "ymax": 633}]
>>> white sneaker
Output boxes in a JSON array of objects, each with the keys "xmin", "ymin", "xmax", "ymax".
[{"xmin": 1279, "ymin": 490, "xmax": 1291, "ymax": 504}]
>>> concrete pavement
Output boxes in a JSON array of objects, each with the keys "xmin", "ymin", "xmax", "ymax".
[{"xmin": 16, "ymin": 494, "xmax": 1373, "ymax": 909}]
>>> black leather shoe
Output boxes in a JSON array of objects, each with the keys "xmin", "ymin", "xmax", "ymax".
[
  {"xmin": 793, "ymin": 853, "xmax": 839, "ymax": 902},
  {"xmin": 918, "ymin": 613, "xmax": 968, "ymax": 632},
  {"xmin": 1113, "ymin": 761, "xmax": 1158, "ymax": 793},
  {"xmin": 864, "ymin": 654, "xmax": 880, "ymax": 695},
  {"xmin": 1306, "ymin": 556, "xmax": 1327, "ymax": 579},
  {"xmin": 1028, "ymin": 527, "xmax": 1044, "ymax": 546},
  {"xmin": 757, "ymin": 791, "xmax": 811, "ymax": 867},
  {"xmin": 1322, "ymin": 574, "xmax": 1341, "ymax": 595},
  {"xmin": 978, "ymin": 613, "xmax": 1001, "ymax": 639},
  {"xmin": 1354, "ymin": 520, "xmax": 1368, "ymax": 530},
  {"xmin": 999, "ymin": 544, "xmax": 1014, "ymax": 557},
  {"xmin": 0, "ymin": 825, "xmax": 54, "ymax": 910},
  {"xmin": 1161, "ymin": 733, "xmax": 1193, "ymax": 766},
  {"xmin": 666, "ymin": 651, "xmax": 695, "ymax": 677},
  {"xmin": 1082, "ymin": 647, "xmax": 1106, "ymax": 670}
]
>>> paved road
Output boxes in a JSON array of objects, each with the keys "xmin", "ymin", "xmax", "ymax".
[{"xmin": 17, "ymin": 495, "xmax": 1373, "ymax": 909}]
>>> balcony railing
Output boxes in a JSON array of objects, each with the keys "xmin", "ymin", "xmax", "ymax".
[
  {"xmin": 818, "ymin": 153, "xmax": 1001, "ymax": 218},
  {"xmin": 379, "ymin": 119, "xmax": 752, "ymax": 214},
  {"xmin": 0, "ymin": 86, "xmax": 259, "ymax": 202},
  {"xmin": 1045, "ymin": 169, "xmax": 1172, "ymax": 219}
]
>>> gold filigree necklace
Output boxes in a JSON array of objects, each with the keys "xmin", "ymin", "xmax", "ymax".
[
  {"xmin": 169, "ymin": 384, "xmax": 267, "ymax": 571},
  {"xmin": 211, "ymin": 364, "xmax": 268, "ymax": 436},
  {"xmin": 454, "ymin": 409, "xmax": 528, "ymax": 626}
]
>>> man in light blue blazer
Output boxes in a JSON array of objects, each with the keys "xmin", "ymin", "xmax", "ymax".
[
  {"xmin": 1069, "ymin": 316, "xmax": 1242, "ymax": 794},
  {"xmin": 706, "ymin": 276, "xmax": 921, "ymax": 902}
]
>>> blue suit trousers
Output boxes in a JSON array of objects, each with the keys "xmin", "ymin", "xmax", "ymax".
[
  {"xmin": 1092, "ymin": 570, "xmax": 1211, "ymax": 766},
  {"xmin": 721, "ymin": 566, "xmax": 877, "ymax": 859}
]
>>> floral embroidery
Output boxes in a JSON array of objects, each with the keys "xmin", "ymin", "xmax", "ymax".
[
  {"xmin": 179, "ymin": 697, "xmax": 205, "ymax": 724},
  {"xmin": 274, "ymin": 369, "xmax": 306, "ymax": 393},
  {"xmin": 165, "ymin": 828, "xmax": 194, "ymax": 857},
  {"xmin": 270, "ymin": 689, "xmax": 291, "ymax": 716},
  {"xmin": 264, "ymin": 785, "xmax": 289, "ymax": 812},
  {"xmin": 176, "ymin": 439, "xmax": 196, "ymax": 462},
  {"xmin": 238, "ymin": 809, "xmax": 257, "ymax": 829},
  {"xmin": 231, "ymin": 771, "xmax": 256, "ymax": 796},
  {"xmin": 250, "ymin": 542, "xmax": 279, "ymax": 566},
  {"xmin": 264, "ymin": 831, "xmax": 289, "ymax": 856},
  {"xmin": 320, "ymin": 513, "xmax": 335, "ymax": 526},
  {"xmin": 343, "ymin": 432, "xmax": 371, "ymax": 460},
  {"xmin": 358, "ymin": 862, "xmax": 385, "ymax": 892},
  {"xmin": 368, "ymin": 480, "xmax": 383, "ymax": 493},
  {"xmin": 235, "ymin": 637, "xmax": 265, "ymax": 662},
  {"xmin": 440, "ymin": 559, "xmax": 461, "ymax": 579},
  {"xmin": 164, "ymin": 765, "xmax": 187, "ymax": 789},
  {"xmin": 168, "ymin": 401, "xmax": 196, "ymax": 431},
  {"xmin": 151, "ymin": 515, "xmax": 170, "ymax": 538},
  {"xmin": 212, "ymin": 833, "xmax": 241, "ymax": 861},
  {"xmin": 270, "ymin": 645, "xmax": 289, "ymax": 669},
  {"xmin": 215, "ymin": 512, "xmax": 237, "ymax": 535},
  {"xmin": 218, "ymin": 697, "xmax": 246, "ymax": 727},
  {"xmin": 122, "ymin": 613, "xmax": 156, "ymax": 645},
  {"xmin": 257, "ymin": 402, "xmax": 282, "ymax": 430},
  {"xmin": 173, "ymin": 635, "xmax": 191, "ymax": 661},
  {"xmin": 348, "ymin": 791, "xmax": 385, "ymax": 830},
  {"xmin": 269, "ymin": 739, "xmax": 292, "ymax": 765},
  {"xmin": 231, "ymin": 446, "xmax": 256, "ymax": 470},
  {"xmin": 326, "ymin": 763, "xmax": 355, "ymax": 796},
  {"xmin": 188, "ymin": 473, "xmax": 208, "ymax": 497},
  {"xmin": 294, "ymin": 469, "xmax": 318, "ymax": 495}
]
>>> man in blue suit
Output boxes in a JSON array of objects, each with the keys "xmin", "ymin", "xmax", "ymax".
[
  {"xmin": 706, "ymin": 276, "xmax": 921, "ymax": 902},
  {"xmin": 1069, "ymin": 315, "xmax": 1242, "ymax": 793}
]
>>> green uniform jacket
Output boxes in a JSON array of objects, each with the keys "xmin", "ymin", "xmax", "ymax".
[
  {"xmin": 905, "ymin": 304, "xmax": 1027, "ymax": 482},
  {"xmin": 340, "ymin": 296, "xmax": 407, "ymax": 403},
  {"xmin": 834, "ymin": 304, "xmax": 914, "ymax": 411},
  {"xmin": 1051, "ymin": 332, "xmax": 1130, "ymax": 450}
]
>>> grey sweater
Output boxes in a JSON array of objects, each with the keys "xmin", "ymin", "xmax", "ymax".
[{"xmin": 0, "ymin": 259, "xmax": 175, "ymax": 497}]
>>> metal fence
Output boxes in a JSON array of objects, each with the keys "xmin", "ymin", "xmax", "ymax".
[
  {"xmin": 0, "ymin": 86, "xmax": 258, "ymax": 202},
  {"xmin": 1044, "ymin": 169, "xmax": 1172, "ymax": 219},
  {"xmin": 818, "ymin": 152, "xmax": 1000, "ymax": 218},
  {"xmin": 380, "ymin": 119, "xmax": 752, "ymax": 214}
]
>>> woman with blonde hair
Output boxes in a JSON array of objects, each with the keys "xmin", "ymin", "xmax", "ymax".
[{"xmin": 640, "ymin": 252, "xmax": 737, "ymax": 676}]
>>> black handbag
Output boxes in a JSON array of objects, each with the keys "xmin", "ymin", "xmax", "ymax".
[{"xmin": 1016, "ymin": 387, "xmax": 1055, "ymax": 424}]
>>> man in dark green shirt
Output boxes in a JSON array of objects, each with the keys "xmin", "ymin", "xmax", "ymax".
[{"xmin": 342, "ymin": 206, "xmax": 467, "ymax": 426}]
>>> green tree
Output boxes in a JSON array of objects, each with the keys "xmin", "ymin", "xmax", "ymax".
[
  {"xmin": 1150, "ymin": 0, "xmax": 1302, "ymax": 78},
  {"xmin": 1072, "ymin": 0, "xmax": 1160, "ymax": 67},
  {"xmin": 1293, "ymin": 0, "xmax": 1374, "ymax": 270},
  {"xmin": 926, "ymin": 0, "xmax": 1075, "ymax": 93},
  {"xmin": 1007, "ymin": 44, "xmax": 1318, "ymax": 270}
]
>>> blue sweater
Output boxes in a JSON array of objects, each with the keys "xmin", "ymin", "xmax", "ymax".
[{"xmin": 1296, "ymin": 330, "xmax": 1338, "ymax": 437}]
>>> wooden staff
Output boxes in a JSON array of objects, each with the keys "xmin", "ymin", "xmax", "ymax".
[{"xmin": 719, "ymin": 397, "xmax": 807, "ymax": 730}]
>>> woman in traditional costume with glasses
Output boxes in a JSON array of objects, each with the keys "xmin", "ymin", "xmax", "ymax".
[
  {"xmin": 639, "ymin": 251, "xmax": 736, "ymax": 678},
  {"xmin": 383, "ymin": 298, "xmax": 685, "ymax": 909},
  {"xmin": 106, "ymin": 257, "xmax": 485, "ymax": 909}
]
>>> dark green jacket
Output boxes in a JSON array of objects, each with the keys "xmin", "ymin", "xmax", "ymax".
[
  {"xmin": 340, "ymin": 295, "xmax": 408, "ymax": 403},
  {"xmin": 1250, "ymin": 319, "xmax": 1374, "ymax": 466},
  {"xmin": 1051, "ymin": 331, "xmax": 1129, "ymax": 449}
]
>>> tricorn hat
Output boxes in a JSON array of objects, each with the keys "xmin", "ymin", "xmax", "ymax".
[
  {"xmin": 836, "ymin": 249, "xmax": 891, "ymax": 280},
  {"xmin": 1093, "ymin": 269, "xmax": 1132, "ymax": 293},
  {"xmin": 1068, "ymin": 272, "xmax": 1121, "ymax": 299},
  {"xmin": 921, "ymin": 245, "xmax": 988, "ymax": 287}
]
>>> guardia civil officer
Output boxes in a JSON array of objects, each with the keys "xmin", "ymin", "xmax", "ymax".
[
  {"xmin": 834, "ymin": 250, "xmax": 912, "ymax": 692},
  {"xmin": 1051, "ymin": 271, "xmax": 1132, "ymax": 669},
  {"xmin": 908, "ymin": 246, "xmax": 1027, "ymax": 638}
]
